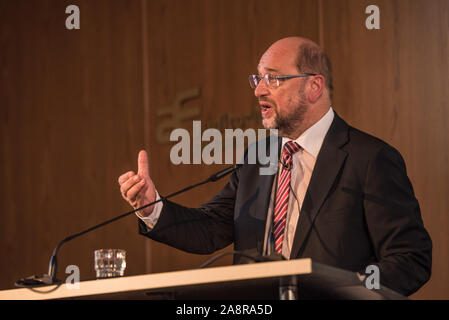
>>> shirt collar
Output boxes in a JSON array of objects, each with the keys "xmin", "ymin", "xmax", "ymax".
[{"xmin": 282, "ymin": 107, "xmax": 334, "ymax": 158}]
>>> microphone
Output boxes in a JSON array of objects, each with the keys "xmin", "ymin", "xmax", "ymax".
[
  {"xmin": 15, "ymin": 164, "xmax": 241, "ymax": 288},
  {"xmin": 209, "ymin": 164, "xmax": 242, "ymax": 181}
]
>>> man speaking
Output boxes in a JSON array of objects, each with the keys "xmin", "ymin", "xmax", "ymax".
[{"xmin": 118, "ymin": 37, "xmax": 432, "ymax": 296}]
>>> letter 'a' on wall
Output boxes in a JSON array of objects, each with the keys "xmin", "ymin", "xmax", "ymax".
[
  {"xmin": 65, "ymin": 5, "xmax": 80, "ymax": 30},
  {"xmin": 365, "ymin": 5, "xmax": 380, "ymax": 30}
]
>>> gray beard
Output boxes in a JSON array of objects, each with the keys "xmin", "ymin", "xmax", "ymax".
[
  {"xmin": 274, "ymin": 103, "xmax": 308, "ymax": 137},
  {"xmin": 267, "ymin": 82, "xmax": 308, "ymax": 137}
]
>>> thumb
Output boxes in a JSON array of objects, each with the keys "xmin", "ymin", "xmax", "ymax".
[{"xmin": 137, "ymin": 150, "xmax": 150, "ymax": 177}]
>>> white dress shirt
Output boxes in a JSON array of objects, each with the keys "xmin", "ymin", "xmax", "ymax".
[{"xmin": 263, "ymin": 107, "xmax": 334, "ymax": 258}]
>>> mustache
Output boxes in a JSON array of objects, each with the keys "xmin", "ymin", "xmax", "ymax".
[{"xmin": 258, "ymin": 97, "xmax": 276, "ymax": 107}]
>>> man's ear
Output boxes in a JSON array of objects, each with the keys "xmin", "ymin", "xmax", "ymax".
[{"xmin": 308, "ymin": 75, "xmax": 325, "ymax": 103}]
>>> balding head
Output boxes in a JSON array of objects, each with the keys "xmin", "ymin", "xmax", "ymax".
[
  {"xmin": 264, "ymin": 36, "xmax": 315, "ymax": 55},
  {"xmin": 254, "ymin": 37, "xmax": 333, "ymax": 138},
  {"xmin": 261, "ymin": 37, "xmax": 333, "ymax": 101}
]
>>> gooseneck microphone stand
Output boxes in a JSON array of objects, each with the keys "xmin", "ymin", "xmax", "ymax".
[{"xmin": 15, "ymin": 164, "xmax": 240, "ymax": 288}]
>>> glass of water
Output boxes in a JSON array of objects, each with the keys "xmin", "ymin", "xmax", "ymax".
[{"xmin": 94, "ymin": 249, "xmax": 126, "ymax": 279}]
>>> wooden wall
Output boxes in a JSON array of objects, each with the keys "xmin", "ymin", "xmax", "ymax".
[
  {"xmin": 0, "ymin": 0, "xmax": 447, "ymax": 299},
  {"xmin": 0, "ymin": 0, "xmax": 147, "ymax": 286}
]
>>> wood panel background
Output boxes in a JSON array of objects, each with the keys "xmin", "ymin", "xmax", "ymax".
[
  {"xmin": 0, "ymin": 0, "xmax": 447, "ymax": 299},
  {"xmin": 0, "ymin": 0, "xmax": 147, "ymax": 286}
]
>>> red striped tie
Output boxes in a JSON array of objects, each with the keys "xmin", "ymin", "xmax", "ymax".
[{"xmin": 273, "ymin": 141, "xmax": 301, "ymax": 254}]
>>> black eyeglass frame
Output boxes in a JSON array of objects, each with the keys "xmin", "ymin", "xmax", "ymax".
[{"xmin": 248, "ymin": 73, "xmax": 317, "ymax": 89}]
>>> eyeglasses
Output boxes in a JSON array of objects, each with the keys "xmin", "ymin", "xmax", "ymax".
[{"xmin": 248, "ymin": 73, "xmax": 317, "ymax": 89}]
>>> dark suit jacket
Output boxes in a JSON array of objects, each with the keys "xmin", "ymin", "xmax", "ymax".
[{"xmin": 139, "ymin": 113, "xmax": 432, "ymax": 296}]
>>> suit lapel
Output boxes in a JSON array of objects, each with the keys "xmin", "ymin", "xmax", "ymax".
[
  {"xmin": 290, "ymin": 113, "xmax": 349, "ymax": 259},
  {"xmin": 253, "ymin": 136, "xmax": 282, "ymax": 250}
]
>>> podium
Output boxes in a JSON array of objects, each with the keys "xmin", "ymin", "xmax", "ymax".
[{"xmin": 0, "ymin": 258, "xmax": 407, "ymax": 300}]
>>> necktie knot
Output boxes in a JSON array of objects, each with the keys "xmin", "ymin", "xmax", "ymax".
[
  {"xmin": 281, "ymin": 141, "xmax": 301, "ymax": 170},
  {"xmin": 283, "ymin": 141, "xmax": 301, "ymax": 156}
]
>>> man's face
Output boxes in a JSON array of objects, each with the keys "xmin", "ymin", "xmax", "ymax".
[{"xmin": 255, "ymin": 43, "xmax": 309, "ymax": 137}]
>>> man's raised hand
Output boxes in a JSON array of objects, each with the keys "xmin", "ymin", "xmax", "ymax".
[{"xmin": 118, "ymin": 150, "xmax": 156, "ymax": 217}]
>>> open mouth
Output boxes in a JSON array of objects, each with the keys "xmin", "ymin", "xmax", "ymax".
[{"xmin": 260, "ymin": 103, "xmax": 273, "ymax": 116}]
